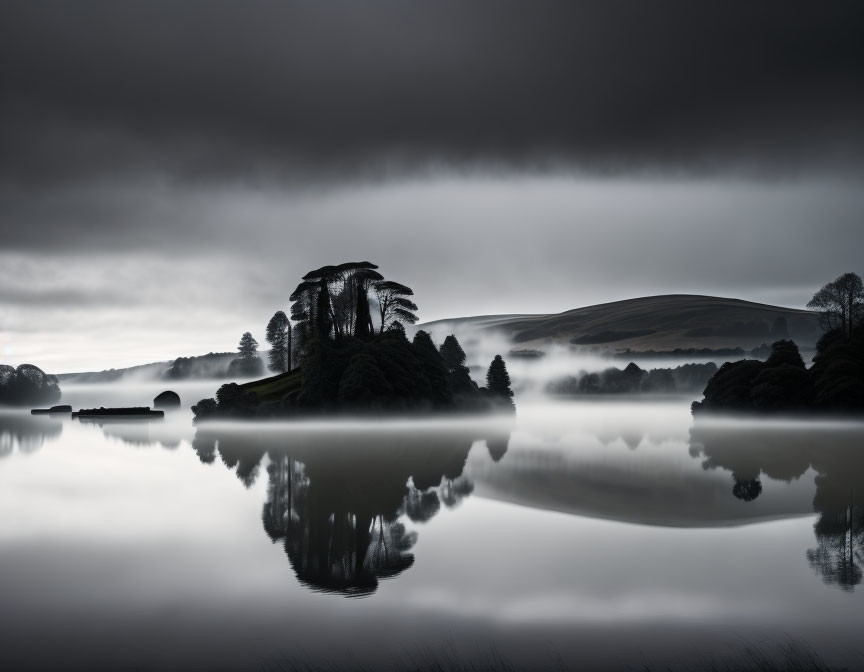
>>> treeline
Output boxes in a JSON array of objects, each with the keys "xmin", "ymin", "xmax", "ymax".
[
  {"xmin": 163, "ymin": 352, "xmax": 238, "ymax": 380},
  {"xmin": 193, "ymin": 262, "xmax": 516, "ymax": 419},
  {"xmin": 692, "ymin": 330, "xmax": 864, "ymax": 415},
  {"xmin": 0, "ymin": 364, "xmax": 61, "ymax": 406},
  {"xmin": 547, "ymin": 362, "xmax": 718, "ymax": 396},
  {"xmin": 693, "ymin": 272, "xmax": 864, "ymax": 415}
]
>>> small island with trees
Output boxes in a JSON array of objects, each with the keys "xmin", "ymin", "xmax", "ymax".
[{"xmin": 192, "ymin": 262, "xmax": 515, "ymax": 420}]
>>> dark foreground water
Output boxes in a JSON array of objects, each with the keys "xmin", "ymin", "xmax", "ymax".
[{"xmin": 1, "ymin": 388, "xmax": 862, "ymax": 671}]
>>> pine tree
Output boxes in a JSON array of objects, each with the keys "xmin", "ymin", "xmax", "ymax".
[
  {"xmin": 237, "ymin": 332, "xmax": 259, "ymax": 359},
  {"xmin": 439, "ymin": 334, "xmax": 467, "ymax": 370},
  {"xmin": 486, "ymin": 355, "xmax": 514, "ymax": 405}
]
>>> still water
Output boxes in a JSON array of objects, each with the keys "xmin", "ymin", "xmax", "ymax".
[{"xmin": 1, "ymin": 386, "xmax": 862, "ymax": 671}]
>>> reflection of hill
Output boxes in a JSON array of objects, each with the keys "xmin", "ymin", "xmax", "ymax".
[
  {"xmin": 691, "ymin": 420, "xmax": 864, "ymax": 591},
  {"xmin": 193, "ymin": 421, "xmax": 510, "ymax": 596},
  {"xmin": 468, "ymin": 420, "xmax": 819, "ymax": 527},
  {"xmin": 0, "ymin": 411, "xmax": 63, "ymax": 457}
]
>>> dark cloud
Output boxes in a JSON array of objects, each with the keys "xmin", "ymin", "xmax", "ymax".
[{"xmin": 2, "ymin": 0, "xmax": 863, "ymax": 187}]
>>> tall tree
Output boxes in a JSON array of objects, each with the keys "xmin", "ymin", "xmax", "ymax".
[
  {"xmin": 296, "ymin": 262, "xmax": 382, "ymax": 340},
  {"xmin": 266, "ymin": 310, "xmax": 292, "ymax": 373},
  {"xmin": 439, "ymin": 334, "xmax": 467, "ymax": 370},
  {"xmin": 237, "ymin": 332, "xmax": 259, "ymax": 359},
  {"xmin": 486, "ymin": 355, "xmax": 514, "ymax": 411},
  {"xmin": 807, "ymin": 272, "xmax": 864, "ymax": 340},
  {"xmin": 373, "ymin": 281, "xmax": 418, "ymax": 333}
]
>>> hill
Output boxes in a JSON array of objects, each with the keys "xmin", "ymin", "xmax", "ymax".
[
  {"xmin": 420, "ymin": 295, "xmax": 823, "ymax": 353},
  {"xmin": 57, "ymin": 352, "xmax": 237, "ymax": 383}
]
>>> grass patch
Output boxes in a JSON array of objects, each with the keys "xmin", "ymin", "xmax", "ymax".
[{"xmin": 239, "ymin": 368, "xmax": 303, "ymax": 402}]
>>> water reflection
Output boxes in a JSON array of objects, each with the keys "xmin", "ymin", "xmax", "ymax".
[
  {"xmin": 691, "ymin": 421, "xmax": 864, "ymax": 591},
  {"xmin": 78, "ymin": 416, "xmax": 189, "ymax": 450},
  {"xmin": 193, "ymin": 422, "xmax": 510, "ymax": 596},
  {"xmin": 0, "ymin": 411, "xmax": 62, "ymax": 457}
]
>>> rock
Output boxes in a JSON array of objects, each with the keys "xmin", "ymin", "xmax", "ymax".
[
  {"xmin": 30, "ymin": 405, "xmax": 72, "ymax": 415},
  {"xmin": 153, "ymin": 390, "xmax": 181, "ymax": 409},
  {"xmin": 73, "ymin": 407, "xmax": 164, "ymax": 418}
]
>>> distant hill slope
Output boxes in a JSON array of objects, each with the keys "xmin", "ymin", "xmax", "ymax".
[
  {"xmin": 57, "ymin": 352, "xmax": 236, "ymax": 383},
  {"xmin": 421, "ymin": 295, "xmax": 823, "ymax": 352}
]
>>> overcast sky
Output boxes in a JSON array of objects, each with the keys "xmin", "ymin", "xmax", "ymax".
[{"xmin": 2, "ymin": 1, "xmax": 863, "ymax": 372}]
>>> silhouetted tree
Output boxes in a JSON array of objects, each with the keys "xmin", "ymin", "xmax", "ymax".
[
  {"xmin": 411, "ymin": 330, "xmax": 454, "ymax": 408},
  {"xmin": 486, "ymin": 355, "xmax": 514, "ymax": 412},
  {"xmin": 237, "ymin": 332, "xmax": 259, "ymax": 359},
  {"xmin": 807, "ymin": 272, "xmax": 863, "ymax": 340},
  {"xmin": 227, "ymin": 333, "xmax": 265, "ymax": 379},
  {"xmin": 373, "ymin": 281, "xmax": 418, "ymax": 332},
  {"xmin": 439, "ymin": 334, "xmax": 467, "ymax": 370},
  {"xmin": 299, "ymin": 262, "xmax": 382, "ymax": 340},
  {"xmin": 266, "ymin": 311, "xmax": 292, "ymax": 373}
]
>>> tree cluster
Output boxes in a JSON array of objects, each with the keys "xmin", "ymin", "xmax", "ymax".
[
  {"xmin": 289, "ymin": 262, "xmax": 418, "ymax": 354},
  {"xmin": 0, "ymin": 364, "xmax": 61, "ymax": 406},
  {"xmin": 692, "ymin": 273, "xmax": 864, "ymax": 415},
  {"xmin": 548, "ymin": 362, "xmax": 718, "ymax": 395},
  {"xmin": 692, "ymin": 331, "xmax": 864, "ymax": 415},
  {"xmin": 807, "ymin": 272, "xmax": 863, "ymax": 340}
]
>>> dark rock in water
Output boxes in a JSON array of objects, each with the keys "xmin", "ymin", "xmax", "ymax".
[
  {"xmin": 153, "ymin": 390, "xmax": 181, "ymax": 409},
  {"xmin": 72, "ymin": 407, "xmax": 164, "ymax": 418},
  {"xmin": 30, "ymin": 405, "xmax": 72, "ymax": 415}
]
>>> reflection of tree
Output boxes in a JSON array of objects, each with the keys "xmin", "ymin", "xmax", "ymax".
[
  {"xmin": 806, "ymin": 500, "xmax": 863, "ymax": 592},
  {"xmin": 216, "ymin": 436, "xmax": 265, "ymax": 488},
  {"xmin": 0, "ymin": 412, "xmax": 62, "ymax": 458},
  {"xmin": 691, "ymin": 421, "xmax": 864, "ymax": 591},
  {"xmin": 194, "ymin": 423, "xmax": 510, "ymax": 596},
  {"xmin": 485, "ymin": 430, "xmax": 510, "ymax": 462}
]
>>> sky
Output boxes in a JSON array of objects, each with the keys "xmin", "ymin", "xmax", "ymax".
[{"xmin": 2, "ymin": 0, "xmax": 864, "ymax": 372}]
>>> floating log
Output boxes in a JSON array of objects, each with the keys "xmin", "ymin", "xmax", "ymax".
[
  {"xmin": 31, "ymin": 405, "xmax": 73, "ymax": 415},
  {"xmin": 72, "ymin": 407, "xmax": 164, "ymax": 418}
]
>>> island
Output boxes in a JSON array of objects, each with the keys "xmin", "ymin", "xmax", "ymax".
[{"xmin": 192, "ymin": 262, "xmax": 515, "ymax": 420}]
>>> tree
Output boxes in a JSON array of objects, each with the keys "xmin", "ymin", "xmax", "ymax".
[
  {"xmin": 266, "ymin": 311, "xmax": 292, "ymax": 373},
  {"xmin": 373, "ymin": 281, "xmax": 418, "ymax": 333},
  {"xmin": 227, "ymin": 332, "xmax": 264, "ymax": 379},
  {"xmin": 807, "ymin": 272, "xmax": 864, "ymax": 340},
  {"xmin": 439, "ymin": 334, "xmax": 467, "ymax": 370},
  {"xmin": 486, "ymin": 355, "xmax": 514, "ymax": 412},
  {"xmin": 291, "ymin": 262, "xmax": 383, "ymax": 350},
  {"xmin": 237, "ymin": 332, "xmax": 259, "ymax": 359}
]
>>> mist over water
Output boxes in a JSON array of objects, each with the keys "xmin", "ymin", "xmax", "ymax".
[{"xmin": 1, "ymin": 393, "xmax": 862, "ymax": 671}]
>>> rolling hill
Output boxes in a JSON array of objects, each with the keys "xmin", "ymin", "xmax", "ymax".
[{"xmin": 420, "ymin": 295, "xmax": 824, "ymax": 353}]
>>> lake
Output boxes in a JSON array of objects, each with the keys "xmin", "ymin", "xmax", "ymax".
[{"xmin": 1, "ymin": 385, "xmax": 862, "ymax": 671}]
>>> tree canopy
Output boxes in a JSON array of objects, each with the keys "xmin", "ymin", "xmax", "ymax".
[
  {"xmin": 0, "ymin": 364, "xmax": 61, "ymax": 406},
  {"xmin": 807, "ymin": 272, "xmax": 863, "ymax": 340},
  {"xmin": 439, "ymin": 334, "xmax": 467, "ymax": 369}
]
